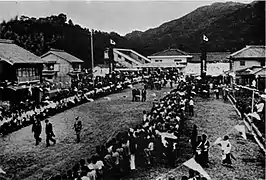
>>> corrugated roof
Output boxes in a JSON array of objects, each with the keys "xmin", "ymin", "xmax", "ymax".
[
  {"xmin": 149, "ymin": 49, "xmax": 190, "ymax": 57},
  {"xmin": 0, "ymin": 39, "xmax": 43, "ymax": 64},
  {"xmin": 229, "ymin": 45, "xmax": 266, "ymax": 59},
  {"xmin": 189, "ymin": 52, "xmax": 231, "ymax": 63},
  {"xmin": 41, "ymin": 49, "xmax": 84, "ymax": 63}
]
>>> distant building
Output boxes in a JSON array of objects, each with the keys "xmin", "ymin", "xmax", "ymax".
[
  {"xmin": 143, "ymin": 48, "xmax": 192, "ymax": 72},
  {"xmin": 0, "ymin": 39, "xmax": 43, "ymax": 84},
  {"xmin": 185, "ymin": 52, "xmax": 230, "ymax": 76},
  {"xmin": 41, "ymin": 49, "xmax": 83, "ymax": 86},
  {"xmin": 189, "ymin": 52, "xmax": 231, "ymax": 63},
  {"xmin": 113, "ymin": 48, "xmax": 150, "ymax": 70},
  {"xmin": 227, "ymin": 45, "xmax": 266, "ymax": 90},
  {"xmin": 93, "ymin": 64, "xmax": 109, "ymax": 77},
  {"xmin": 0, "ymin": 39, "xmax": 44, "ymax": 103},
  {"xmin": 185, "ymin": 63, "xmax": 230, "ymax": 77},
  {"xmin": 228, "ymin": 45, "xmax": 266, "ymax": 72}
]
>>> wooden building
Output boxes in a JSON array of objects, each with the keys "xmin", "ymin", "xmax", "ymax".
[
  {"xmin": 41, "ymin": 49, "xmax": 83, "ymax": 87},
  {"xmin": 0, "ymin": 39, "xmax": 44, "ymax": 104},
  {"xmin": 0, "ymin": 39, "xmax": 43, "ymax": 84},
  {"xmin": 227, "ymin": 45, "xmax": 266, "ymax": 90},
  {"xmin": 144, "ymin": 48, "xmax": 192, "ymax": 72}
]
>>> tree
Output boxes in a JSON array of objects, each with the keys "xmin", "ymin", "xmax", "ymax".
[
  {"xmin": 68, "ymin": 19, "xmax": 74, "ymax": 26},
  {"xmin": 58, "ymin": 13, "xmax": 67, "ymax": 24}
]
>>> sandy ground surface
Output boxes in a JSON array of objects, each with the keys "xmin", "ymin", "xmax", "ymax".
[
  {"xmin": 0, "ymin": 87, "xmax": 264, "ymax": 180},
  {"xmin": 155, "ymin": 96, "xmax": 265, "ymax": 180}
]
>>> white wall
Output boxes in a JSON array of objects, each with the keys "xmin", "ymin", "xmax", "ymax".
[
  {"xmin": 233, "ymin": 60, "xmax": 261, "ymax": 71},
  {"xmin": 185, "ymin": 63, "xmax": 230, "ymax": 76},
  {"xmin": 150, "ymin": 56, "xmax": 187, "ymax": 64}
]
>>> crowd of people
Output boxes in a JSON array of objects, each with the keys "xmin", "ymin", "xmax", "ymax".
[
  {"xmin": 0, "ymin": 71, "xmax": 142, "ymax": 136},
  {"xmin": 0, "ymin": 67, "xmax": 240, "ymax": 180},
  {"xmin": 45, "ymin": 78, "xmax": 198, "ymax": 180}
]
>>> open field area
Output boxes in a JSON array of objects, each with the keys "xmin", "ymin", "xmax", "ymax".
[
  {"xmin": 0, "ymin": 86, "xmax": 265, "ymax": 180},
  {"xmin": 0, "ymin": 84, "xmax": 172, "ymax": 180}
]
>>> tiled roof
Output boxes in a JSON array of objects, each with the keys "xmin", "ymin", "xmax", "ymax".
[
  {"xmin": 229, "ymin": 45, "xmax": 266, "ymax": 59},
  {"xmin": 149, "ymin": 49, "xmax": 190, "ymax": 57},
  {"xmin": 189, "ymin": 52, "xmax": 231, "ymax": 63},
  {"xmin": 236, "ymin": 66, "xmax": 264, "ymax": 76},
  {"xmin": 41, "ymin": 49, "xmax": 83, "ymax": 63},
  {"xmin": 0, "ymin": 39, "xmax": 43, "ymax": 64},
  {"xmin": 95, "ymin": 64, "xmax": 109, "ymax": 68}
]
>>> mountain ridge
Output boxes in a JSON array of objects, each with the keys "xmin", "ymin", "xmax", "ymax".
[{"xmin": 124, "ymin": 1, "xmax": 265, "ymax": 55}]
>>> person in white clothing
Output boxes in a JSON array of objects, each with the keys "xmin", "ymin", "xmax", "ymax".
[
  {"xmin": 189, "ymin": 98, "xmax": 194, "ymax": 116},
  {"xmin": 218, "ymin": 135, "xmax": 234, "ymax": 166},
  {"xmin": 143, "ymin": 110, "xmax": 147, "ymax": 122}
]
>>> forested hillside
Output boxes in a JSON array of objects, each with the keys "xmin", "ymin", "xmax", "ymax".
[
  {"xmin": 0, "ymin": 1, "xmax": 264, "ymax": 68},
  {"xmin": 0, "ymin": 14, "xmax": 131, "ymax": 68},
  {"xmin": 126, "ymin": 1, "xmax": 265, "ymax": 55}
]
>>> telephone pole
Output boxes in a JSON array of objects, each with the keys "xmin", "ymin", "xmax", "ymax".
[{"xmin": 90, "ymin": 29, "xmax": 94, "ymax": 74}]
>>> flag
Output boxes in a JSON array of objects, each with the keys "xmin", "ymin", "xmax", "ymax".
[
  {"xmin": 248, "ymin": 112, "xmax": 261, "ymax": 120},
  {"xmin": 0, "ymin": 167, "xmax": 6, "ymax": 174},
  {"xmin": 234, "ymin": 124, "xmax": 247, "ymax": 139},
  {"xmin": 183, "ymin": 158, "xmax": 211, "ymax": 180},
  {"xmin": 110, "ymin": 39, "xmax": 116, "ymax": 45},
  {"xmin": 203, "ymin": 34, "xmax": 209, "ymax": 42}
]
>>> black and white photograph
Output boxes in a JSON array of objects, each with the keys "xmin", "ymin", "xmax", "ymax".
[{"xmin": 0, "ymin": 0, "xmax": 265, "ymax": 179}]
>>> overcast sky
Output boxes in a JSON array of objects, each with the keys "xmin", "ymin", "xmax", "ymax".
[{"xmin": 0, "ymin": 0, "xmax": 253, "ymax": 35}]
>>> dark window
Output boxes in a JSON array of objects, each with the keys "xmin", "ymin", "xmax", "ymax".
[
  {"xmin": 174, "ymin": 59, "xmax": 182, "ymax": 62},
  {"xmin": 261, "ymin": 60, "xmax": 265, "ymax": 67},
  {"xmin": 240, "ymin": 60, "xmax": 245, "ymax": 66},
  {"xmin": 118, "ymin": 54, "xmax": 122, "ymax": 59},
  {"xmin": 35, "ymin": 68, "xmax": 39, "ymax": 76}
]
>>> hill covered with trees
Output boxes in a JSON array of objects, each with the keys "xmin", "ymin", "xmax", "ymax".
[
  {"xmin": 0, "ymin": 14, "xmax": 131, "ymax": 68},
  {"xmin": 126, "ymin": 1, "xmax": 265, "ymax": 55},
  {"xmin": 0, "ymin": 1, "xmax": 264, "ymax": 68}
]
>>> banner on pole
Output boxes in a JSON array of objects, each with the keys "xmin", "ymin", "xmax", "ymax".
[{"xmin": 183, "ymin": 158, "xmax": 211, "ymax": 180}]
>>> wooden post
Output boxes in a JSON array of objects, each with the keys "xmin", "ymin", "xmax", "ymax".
[
  {"xmin": 90, "ymin": 29, "xmax": 94, "ymax": 85},
  {"xmin": 251, "ymin": 90, "xmax": 255, "ymax": 113}
]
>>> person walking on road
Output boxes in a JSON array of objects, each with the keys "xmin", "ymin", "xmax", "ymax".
[
  {"xmin": 141, "ymin": 88, "xmax": 147, "ymax": 102},
  {"xmin": 201, "ymin": 134, "xmax": 210, "ymax": 167},
  {"xmin": 32, "ymin": 118, "xmax": 42, "ymax": 146},
  {"xmin": 189, "ymin": 124, "xmax": 198, "ymax": 155},
  {"xmin": 74, "ymin": 116, "xmax": 82, "ymax": 143},
  {"xmin": 189, "ymin": 97, "xmax": 194, "ymax": 116},
  {"xmin": 195, "ymin": 136, "xmax": 203, "ymax": 165},
  {"xmin": 45, "ymin": 119, "xmax": 56, "ymax": 147},
  {"xmin": 218, "ymin": 135, "xmax": 235, "ymax": 167}
]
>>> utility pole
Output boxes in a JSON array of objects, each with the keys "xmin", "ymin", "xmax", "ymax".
[
  {"xmin": 90, "ymin": 29, "xmax": 95, "ymax": 85},
  {"xmin": 201, "ymin": 35, "xmax": 208, "ymax": 80},
  {"xmin": 90, "ymin": 29, "xmax": 94, "ymax": 74}
]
